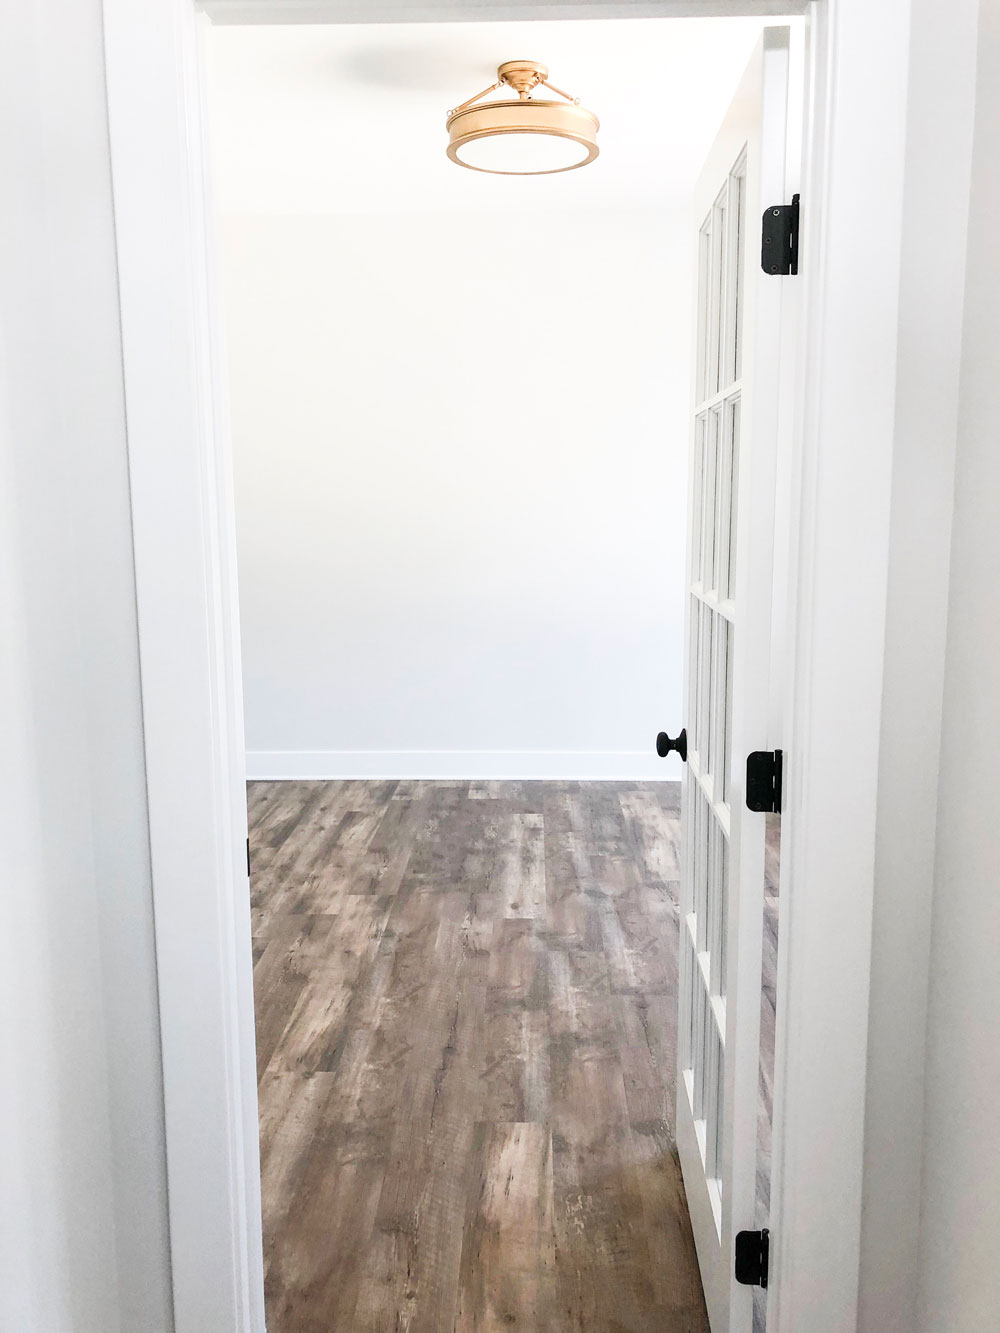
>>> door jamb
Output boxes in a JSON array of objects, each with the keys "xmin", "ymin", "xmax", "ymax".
[{"xmin": 101, "ymin": 2, "xmax": 969, "ymax": 1330}]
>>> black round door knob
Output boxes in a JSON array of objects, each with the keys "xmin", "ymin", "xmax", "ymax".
[{"xmin": 656, "ymin": 728, "xmax": 688, "ymax": 762}]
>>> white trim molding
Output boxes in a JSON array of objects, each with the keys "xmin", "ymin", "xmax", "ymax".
[
  {"xmin": 767, "ymin": 4, "xmax": 979, "ymax": 1333},
  {"xmin": 245, "ymin": 749, "xmax": 680, "ymax": 780},
  {"xmin": 102, "ymin": 2, "xmax": 264, "ymax": 1329},
  {"xmin": 102, "ymin": 4, "xmax": 808, "ymax": 1327},
  {"xmin": 206, "ymin": 0, "xmax": 805, "ymax": 23}
]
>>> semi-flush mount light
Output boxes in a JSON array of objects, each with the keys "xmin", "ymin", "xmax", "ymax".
[{"xmin": 446, "ymin": 60, "xmax": 599, "ymax": 176}]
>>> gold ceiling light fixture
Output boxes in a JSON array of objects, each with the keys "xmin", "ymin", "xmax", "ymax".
[{"xmin": 446, "ymin": 60, "xmax": 599, "ymax": 176}]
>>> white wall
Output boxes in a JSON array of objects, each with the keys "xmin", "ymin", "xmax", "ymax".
[
  {"xmin": 222, "ymin": 205, "xmax": 691, "ymax": 778},
  {"xmin": 0, "ymin": 3, "xmax": 171, "ymax": 1330},
  {"xmin": 918, "ymin": 4, "xmax": 1000, "ymax": 1328}
]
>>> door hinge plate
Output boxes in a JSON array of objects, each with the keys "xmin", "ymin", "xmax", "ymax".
[
  {"xmin": 246, "ymin": 836, "xmax": 251, "ymax": 878},
  {"xmin": 735, "ymin": 1227, "xmax": 769, "ymax": 1289},
  {"xmin": 761, "ymin": 193, "xmax": 799, "ymax": 275},
  {"xmin": 746, "ymin": 749, "xmax": 782, "ymax": 813}
]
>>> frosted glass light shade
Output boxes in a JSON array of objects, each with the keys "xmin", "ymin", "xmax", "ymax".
[
  {"xmin": 446, "ymin": 99, "xmax": 599, "ymax": 176},
  {"xmin": 454, "ymin": 130, "xmax": 591, "ymax": 174}
]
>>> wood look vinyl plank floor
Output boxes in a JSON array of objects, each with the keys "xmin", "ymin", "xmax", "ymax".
[{"xmin": 250, "ymin": 779, "xmax": 711, "ymax": 1333}]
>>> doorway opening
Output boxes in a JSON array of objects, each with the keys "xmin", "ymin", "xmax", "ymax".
[{"xmin": 206, "ymin": 14, "xmax": 796, "ymax": 1329}]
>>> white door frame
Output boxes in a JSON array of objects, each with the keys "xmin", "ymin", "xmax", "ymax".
[{"xmin": 101, "ymin": 2, "xmax": 979, "ymax": 1330}]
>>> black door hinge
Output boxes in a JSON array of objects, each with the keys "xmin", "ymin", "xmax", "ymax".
[
  {"xmin": 246, "ymin": 836, "xmax": 251, "ymax": 878},
  {"xmin": 761, "ymin": 193, "xmax": 799, "ymax": 275},
  {"xmin": 735, "ymin": 1227, "xmax": 769, "ymax": 1288},
  {"xmin": 746, "ymin": 750, "xmax": 782, "ymax": 813}
]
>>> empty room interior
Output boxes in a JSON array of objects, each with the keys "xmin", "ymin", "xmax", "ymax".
[{"xmin": 210, "ymin": 15, "xmax": 785, "ymax": 1330}]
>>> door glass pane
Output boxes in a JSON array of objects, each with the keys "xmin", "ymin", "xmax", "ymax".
[
  {"xmin": 697, "ymin": 218, "xmax": 712, "ymax": 403},
  {"xmin": 703, "ymin": 802, "xmax": 713, "ymax": 950},
  {"xmin": 682, "ymin": 924, "xmax": 696, "ymax": 1069},
  {"xmin": 700, "ymin": 610, "xmax": 714, "ymax": 773},
  {"xmin": 688, "ymin": 595, "xmax": 701, "ymax": 755},
  {"xmin": 692, "ymin": 413, "xmax": 706, "ymax": 584},
  {"xmin": 706, "ymin": 1017, "xmax": 722, "ymax": 1179},
  {"xmin": 724, "ymin": 624, "xmax": 734, "ymax": 806},
  {"xmin": 753, "ymin": 817, "xmax": 781, "ymax": 1333},
  {"xmin": 719, "ymin": 831, "xmax": 729, "ymax": 999},
  {"xmin": 708, "ymin": 188, "xmax": 727, "ymax": 397},
  {"xmin": 698, "ymin": 778, "xmax": 704, "ymax": 938},
  {"xmin": 694, "ymin": 981, "xmax": 707, "ymax": 1119},
  {"xmin": 717, "ymin": 619, "xmax": 731, "ymax": 805},
  {"xmin": 711, "ymin": 616, "xmax": 726, "ymax": 793},
  {"xmin": 716, "ymin": 396, "xmax": 739, "ymax": 602},
  {"xmin": 702, "ymin": 407, "xmax": 720, "ymax": 592},
  {"xmin": 708, "ymin": 819, "xmax": 723, "ymax": 985},
  {"xmin": 731, "ymin": 160, "xmax": 747, "ymax": 383},
  {"xmin": 710, "ymin": 1018, "xmax": 724, "ymax": 1188},
  {"xmin": 728, "ymin": 398, "xmax": 741, "ymax": 597}
]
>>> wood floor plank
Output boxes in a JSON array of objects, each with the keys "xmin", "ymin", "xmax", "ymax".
[
  {"xmin": 265, "ymin": 1120, "xmax": 387, "ymax": 1332},
  {"xmin": 619, "ymin": 789, "xmax": 682, "ymax": 883},
  {"xmin": 494, "ymin": 812, "xmax": 546, "ymax": 919},
  {"xmin": 550, "ymin": 1051, "xmax": 660, "ymax": 1331},
  {"xmin": 257, "ymin": 1069, "xmax": 338, "ymax": 1283},
  {"xmin": 253, "ymin": 916, "xmax": 340, "ymax": 1078},
  {"xmin": 456, "ymin": 1122, "xmax": 556, "ymax": 1331},
  {"xmin": 265, "ymin": 897, "xmax": 393, "ymax": 1074},
  {"xmin": 359, "ymin": 913, "xmax": 489, "ymax": 1332},
  {"xmin": 631, "ymin": 1130, "xmax": 713, "ymax": 1327},
  {"xmin": 250, "ymin": 778, "xmax": 710, "ymax": 1333}
]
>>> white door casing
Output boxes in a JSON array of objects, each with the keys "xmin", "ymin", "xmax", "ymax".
[{"xmin": 677, "ymin": 28, "xmax": 790, "ymax": 1332}]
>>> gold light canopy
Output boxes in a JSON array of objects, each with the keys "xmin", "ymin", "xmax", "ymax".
[{"xmin": 446, "ymin": 60, "xmax": 599, "ymax": 176}]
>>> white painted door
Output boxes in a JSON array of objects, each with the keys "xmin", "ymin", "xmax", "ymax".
[{"xmin": 677, "ymin": 28, "xmax": 791, "ymax": 1332}]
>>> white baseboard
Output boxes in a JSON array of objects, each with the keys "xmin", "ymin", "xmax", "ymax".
[{"xmin": 244, "ymin": 750, "xmax": 681, "ymax": 781}]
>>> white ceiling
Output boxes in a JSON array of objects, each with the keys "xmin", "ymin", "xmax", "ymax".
[{"xmin": 209, "ymin": 17, "xmax": 782, "ymax": 214}]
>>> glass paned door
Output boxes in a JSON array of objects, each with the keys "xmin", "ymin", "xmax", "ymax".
[{"xmin": 676, "ymin": 28, "xmax": 791, "ymax": 1332}]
